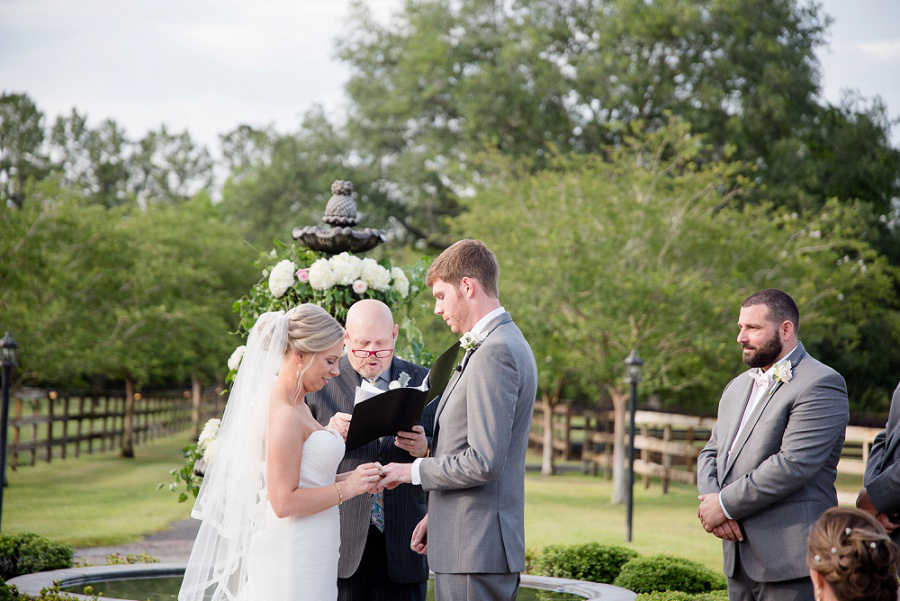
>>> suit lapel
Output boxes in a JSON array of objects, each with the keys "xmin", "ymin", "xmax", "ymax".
[
  {"xmin": 432, "ymin": 312, "xmax": 513, "ymax": 438},
  {"xmin": 722, "ymin": 344, "xmax": 807, "ymax": 478},
  {"xmin": 719, "ymin": 376, "xmax": 754, "ymax": 480}
]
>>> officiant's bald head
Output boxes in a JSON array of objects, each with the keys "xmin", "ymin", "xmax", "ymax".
[{"xmin": 345, "ymin": 300, "xmax": 399, "ymax": 381}]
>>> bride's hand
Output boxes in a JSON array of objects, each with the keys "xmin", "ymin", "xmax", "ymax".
[
  {"xmin": 327, "ymin": 412, "xmax": 351, "ymax": 440},
  {"xmin": 343, "ymin": 462, "xmax": 383, "ymax": 498}
]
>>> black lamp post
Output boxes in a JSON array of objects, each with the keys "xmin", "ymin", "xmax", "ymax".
[
  {"xmin": 624, "ymin": 349, "xmax": 643, "ymax": 543},
  {"xmin": 0, "ymin": 331, "xmax": 18, "ymax": 531}
]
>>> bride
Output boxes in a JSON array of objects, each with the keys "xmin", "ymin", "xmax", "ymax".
[{"xmin": 179, "ymin": 305, "xmax": 382, "ymax": 601}]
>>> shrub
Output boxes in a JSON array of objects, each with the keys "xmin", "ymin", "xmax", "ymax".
[
  {"xmin": 531, "ymin": 542, "xmax": 639, "ymax": 584},
  {"xmin": 0, "ymin": 533, "xmax": 73, "ymax": 580},
  {"xmin": 0, "ymin": 578, "xmax": 14, "ymax": 601},
  {"xmin": 635, "ymin": 591, "xmax": 729, "ymax": 601},
  {"xmin": 613, "ymin": 555, "xmax": 727, "ymax": 594}
]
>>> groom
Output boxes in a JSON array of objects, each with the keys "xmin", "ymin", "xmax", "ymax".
[{"xmin": 379, "ymin": 239, "xmax": 538, "ymax": 601}]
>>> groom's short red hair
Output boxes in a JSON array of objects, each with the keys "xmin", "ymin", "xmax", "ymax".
[{"xmin": 426, "ymin": 239, "xmax": 499, "ymax": 299}]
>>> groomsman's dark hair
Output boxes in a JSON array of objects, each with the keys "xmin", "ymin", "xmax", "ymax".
[
  {"xmin": 426, "ymin": 239, "xmax": 500, "ymax": 299},
  {"xmin": 742, "ymin": 288, "xmax": 800, "ymax": 331}
]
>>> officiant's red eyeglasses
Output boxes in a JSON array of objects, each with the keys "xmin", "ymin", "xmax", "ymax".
[{"xmin": 351, "ymin": 349, "xmax": 394, "ymax": 358}]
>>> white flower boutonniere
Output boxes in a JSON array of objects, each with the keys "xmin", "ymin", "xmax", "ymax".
[
  {"xmin": 389, "ymin": 371, "xmax": 411, "ymax": 390},
  {"xmin": 773, "ymin": 361, "xmax": 793, "ymax": 385},
  {"xmin": 460, "ymin": 331, "xmax": 480, "ymax": 351}
]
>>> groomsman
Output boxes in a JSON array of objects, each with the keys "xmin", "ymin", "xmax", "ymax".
[
  {"xmin": 857, "ymin": 381, "xmax": 900, "ymax": 543},
  {"xmin": 307, "ymin": 299, "xmax": 432, "ymax": 601},
  {"xmin": 697, "ymin": 288, "xmax": 849, "ymax": 601},
  {"xmin": 379, "ymin": 239, "xmax": 538, "ymax": 601}
]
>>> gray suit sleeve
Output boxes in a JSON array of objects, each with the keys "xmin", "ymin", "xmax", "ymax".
[
  {"xmin": 720, "ymin": 371, "xmax": 849, "ymax": 520},
  {"xmin": 419, "ymin": 343, "xmax": 520, "ymax": 490},
  {"xmin": 697, "ymin": 422, "xmax": 721, "ymax": 495},
  {"xmin": 864, "ymin": 383, "xmax": 900, "ymax": 514}
]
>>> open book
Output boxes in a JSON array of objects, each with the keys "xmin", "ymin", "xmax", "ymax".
[{"xmin": 344, "ymin": 341, "xmax": 462, "ymax": 451}]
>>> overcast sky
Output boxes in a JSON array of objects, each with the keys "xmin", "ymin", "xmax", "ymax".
[{"xmin": 1, "ymin": 0, "xmax": 898, "ymax": 156}]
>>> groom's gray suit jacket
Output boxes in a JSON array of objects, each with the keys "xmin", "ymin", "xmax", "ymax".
[
  {"xmin": 419, "ymin": 311, "xmax": 537, "ymax": 574},
  {"xmin": 306, "ymin": 354, "xmax": 432, "ymax": 584},
  {"xmin": 697, "ymin": 343, "xmax": 849, "ymax": 583},
  {"xmin": 864, "ymin": 381, "xmax": 900, "ymax": 543}
]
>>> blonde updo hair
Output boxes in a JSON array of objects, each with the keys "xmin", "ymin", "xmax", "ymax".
[
  {"xmin": 284, "ymin": 304, "xmax": 344, "ymax": 356},
  {"xmin": 806, "ymin": 507, "xmax": 900, "ymax": 601}
]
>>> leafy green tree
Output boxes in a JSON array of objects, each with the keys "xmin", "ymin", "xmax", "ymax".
[
  {"xmin": 454, "ymin": 121, "xmax": 899, "ymax": 495},
  {"xmin": 129, "ymin": 125, "xmax": 214, "ymax": 207},
  {"xmin": 0, "ymin": 92, "xmax": 49, "ymax": 208}
]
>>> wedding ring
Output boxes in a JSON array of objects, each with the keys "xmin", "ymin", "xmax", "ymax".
[{"xmin": 368, "ymin": 476, "xmax": 373, "ymax": 482}]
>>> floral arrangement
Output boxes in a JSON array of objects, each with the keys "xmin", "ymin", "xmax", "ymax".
[
  {"xmin": 167, "ymin": 242, "xmax": 433, "ymax": 502},
  {"xmin": 772, "ymin": 361, "xmax": 793, "ymax": 385}
]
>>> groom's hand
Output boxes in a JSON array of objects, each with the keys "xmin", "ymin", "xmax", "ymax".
[
  {"xmin": 410, "ymin": 514, "xmax": 428, "ymax": 555},
  {"xmin": 697, "ymin": 493, "xmax": 727, "ymax": 532},
  {"xmin": 379, "ymin": 462, "xmax": 412, "ymax": 490}
]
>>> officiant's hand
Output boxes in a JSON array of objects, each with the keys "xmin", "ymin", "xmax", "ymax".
[
  {"xmin": 327, "ymin": 412, "xmax": 351, "ymax": 440},
  {"xmin": 378, "ymin": 462, "xmax": 412, "ymax": 491},
  {"xmin": 411, "ymin": 514, "xmax": 428, "ymax": 555},
  {"xmin": 395, "ymin": 425, "xmax": 428, "ymax": 457}
]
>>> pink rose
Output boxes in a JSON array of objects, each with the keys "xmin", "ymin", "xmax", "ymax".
[
  {"xmin": 352, "ymin": 279, "xmax": 368, "ymax": 295},
  {"xmin": 296, "ymin": 268, "xmax": 310, "ymax": 283}
]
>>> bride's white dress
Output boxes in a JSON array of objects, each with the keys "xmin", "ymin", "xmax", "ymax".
[{"xmin": 245, "ymin": 428, "xmax": 345, "ymax": 601}]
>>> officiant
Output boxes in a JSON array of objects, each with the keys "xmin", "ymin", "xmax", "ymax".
[{"xmin": 307, "ymin": 299, "xmax": 433, "ymax": 601}]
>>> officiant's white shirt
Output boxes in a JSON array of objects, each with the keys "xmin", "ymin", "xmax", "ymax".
[{"xmin": 410, "ymin": 306, "xmax": 506, "ymax": 485}]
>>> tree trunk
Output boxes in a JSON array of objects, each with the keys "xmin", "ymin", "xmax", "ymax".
[
  {"xmin": 191, "ymin": 372, "xmax": 202, "ymax": 439},
  {"xmin": 610, "ymin": 388, "xmax": 628, "ymax": 504},
  {"xmin": 121, "ymin": 375, "xmax": 135, "ymax": 458},
  {"xmin": 540, "ymin": 372, "xmax": 569, "ymax": 476}
]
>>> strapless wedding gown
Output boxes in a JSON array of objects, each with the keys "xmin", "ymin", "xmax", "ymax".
[{"xmin": 244, "ymin": 428, "xmax": 345, "ymax": 601}]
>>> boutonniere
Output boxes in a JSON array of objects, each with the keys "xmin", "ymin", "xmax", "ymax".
[
  {"xmin": 389, "ymin": 371, "xmax": 411, "ymax": 390},
  {"xmin": 460, "ymin": 331, "xmax": 480, "ymax": 351},
  {"xmin": 772, "ymin": 361, "xmax": 793, "ymax": 385}
]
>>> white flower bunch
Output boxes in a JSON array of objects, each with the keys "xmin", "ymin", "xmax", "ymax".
[
  {"xmin": 773, "ymin": 361, "xmax": 793, "ymax": 384},
  {"xmin": 308, "ymin": 258, "xmax": 337, "ymax": 290},
  {"xmin": 198, "ymin": 418, "xmax": 222, "ymax": 466},
  {"xmin": 391, "ymin": 267, "xmax": 410, "ymax": 298},
  {"xmin": 352, "ymin": 279, "xmax": 368, "ymax": 295},
  {"xmin": 227, "ymin": 345, "xmax": 246, "ymax": 372},
  {"xmin": 360, "ymin": 258, "xmax": 391, "ymax": 291},
  {"xmin": 330, "ymin": 252, "xmax": 363, "ymax": 285},
  {"xmin": 460, "ymin": 331, "xmax": 480, "ymax": 351},
  {"xmin": 268, "ymin": 260, "xmax": 296, "ymax": 298}
]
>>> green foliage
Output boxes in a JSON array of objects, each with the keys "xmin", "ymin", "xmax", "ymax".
[
  {"xmin": 613, "ymin": 555, "xmax": 727, "ymax": 594},
  {"xmin": 635, "ymin": 591, "xmax": 729, "ymax": 601},
  {"xmin": 530, "ymin": 542, "xmax": 639, "ymax": 584},
  {"xmin": 164, "ymin": 439, "xmax": 206, "ymax": 503},
  {"xmin": 455, "ymin": 120, "xmax": 900, "ymax": 412},
  {"xmin": 5, "ymin": 581, "xmax": 101, "ymax": 600},
  {"xmin": 104, "ymin": 552, "xmax": 160, "ymax": 565},
  {"xmin": 0, "ymin": 532, "xmax": 73, "ymax": 580}
]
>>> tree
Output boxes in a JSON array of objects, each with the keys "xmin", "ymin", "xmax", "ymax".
[
  {"xmin": 0, "ymin": 92, "xmax": 49, "ymax": 208},
  {"xmin": 129, "ymin": 124, "xmax": 214, "ymax": 207},
  {"xmin": 454, "ymin": 120, "xmax": 899, "ymax": 496}
]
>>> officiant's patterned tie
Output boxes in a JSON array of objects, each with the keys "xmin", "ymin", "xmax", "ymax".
[{"xmin": 367, "ymin": 376, "xmax": 387, "ymax": 532}]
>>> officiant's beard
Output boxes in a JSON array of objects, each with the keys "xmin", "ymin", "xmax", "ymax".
[{"xmin": 742, "ymin": 333, "xmax": 782, "ymax": 369}]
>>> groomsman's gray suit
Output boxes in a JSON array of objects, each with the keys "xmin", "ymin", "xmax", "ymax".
[
  {"xmin": 697, "ymin": 343, "xmax": 849, "ymax": 590},
  {"xmin": 864, "ymin": 381, "xmax": 900, "ymax": 543},
  {"xmin": 419, "ymin": 311, "xmax": 537, "ymax": 597},
  {"xmin": 307, "ymin": 354, "xmax": 432, "ymax": 598}
]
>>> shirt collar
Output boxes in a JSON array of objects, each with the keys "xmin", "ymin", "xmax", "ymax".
[{"xmin": 470, "ymin": 306, "xmax": 505, "ymax": 338}]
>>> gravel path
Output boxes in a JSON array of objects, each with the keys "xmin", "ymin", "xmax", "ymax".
[{"xmin": 74, "ymin": 518, "xmax": 199, "ymax": 565}]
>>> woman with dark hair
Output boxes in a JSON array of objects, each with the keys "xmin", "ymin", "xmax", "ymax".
[{"xmin": 806, "ymin": 507, "xmax": 900, "ymax": 601}]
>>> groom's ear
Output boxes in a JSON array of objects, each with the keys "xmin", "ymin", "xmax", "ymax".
[{"xmin": 459, "ymin": 276, "xmax": 478, "ymax": 299}]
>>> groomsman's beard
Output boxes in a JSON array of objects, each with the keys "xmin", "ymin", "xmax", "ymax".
[{"xmin": 742, "ymin": 334, "xmax": 783, "ymax": 369}]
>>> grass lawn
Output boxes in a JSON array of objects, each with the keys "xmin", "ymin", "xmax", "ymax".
[
  {"xmin": 6, "ymin": 431, "xmax": 195, "ymax": 547},
  {"xmin": 6, "ymin": 433, "xmax": 863, "ymax": 573}
]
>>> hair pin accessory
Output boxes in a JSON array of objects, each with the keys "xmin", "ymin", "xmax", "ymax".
[
  {"xmin": 871, "ymin": 542, "xmax": 877, "ymax": 549},
  {"xmin": 814, "ymin": 554, "xmax": 821, "ymax": 562},
  {"xmin": 830, "ymin": 547, "xmax": 837, "ymax": 553},
  {"xmin": 845, "ymin": 527, "xmax": 852, "ymax": 535}
]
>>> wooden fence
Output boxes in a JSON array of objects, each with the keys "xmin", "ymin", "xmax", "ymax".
[
  {"xmin": 7, "ymin": 389, "xmax": 224, "ymax": 469},
  {"xmin": 530, "ymin": 402, "xmax": 882, "ymax": 492}
]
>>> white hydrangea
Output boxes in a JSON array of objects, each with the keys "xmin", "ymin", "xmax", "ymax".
[
  {"xmin": 329, "ymin": 253, "xmax": 362, "ymax": 286},
  {"xmin": 203, "ymin": 438, "xmax": 221, "ymax": 465},
  {"xmin": 360, "ymin": 258, "xmax": 391, "ymax": 291},
  {"xmin": 391, "ymin": 267, "xmax": 410, "ymax": 298},
  {"xmin": 227, "ymin": 345, "xmax": 246, "ymax": 372},
  {"xmin": 268, "ymin": 260, "xmax": 296, "ymax": 298},
  {"xmin": 197, "ymin": 418, "xmax": 221, "ymax": 450},
  {"xmin": 308, "ymin": 258, "xmax": 337, "ymax": 290}
]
